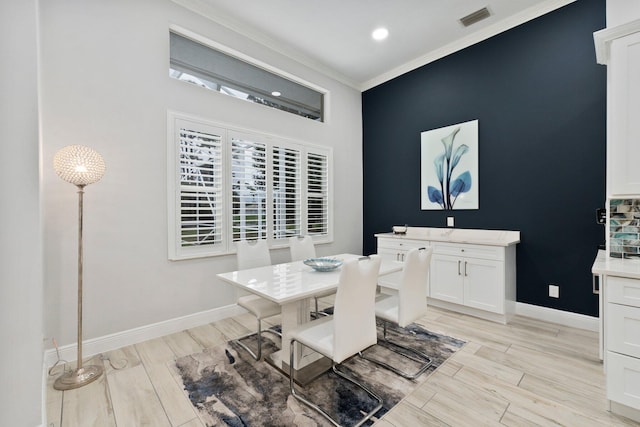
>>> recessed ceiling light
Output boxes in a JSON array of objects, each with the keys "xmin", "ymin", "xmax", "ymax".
[
  {"xmin": 372, "ymin": 27, "xmax": 389, "ymax": 41},
  {"xmin": 271, "ymin": 91, "xmax": 281, "ymax": 97}
]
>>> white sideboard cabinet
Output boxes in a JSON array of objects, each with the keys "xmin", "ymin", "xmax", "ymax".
[
  {"xmin": 377, "ymin": 236, "xmax": 429, "ymax": 262},
  {"xmin": 431, "ymin": 242, "xmax": 514, "ymax": 318},
  {"xmin": 376, "ymin": 227, "xmax": 519, "ymax": 324}
]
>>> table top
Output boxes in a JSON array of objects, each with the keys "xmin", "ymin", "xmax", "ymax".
[{"xmin": 217, "ymin": 253, "xmax": 403, "ymax": 304}]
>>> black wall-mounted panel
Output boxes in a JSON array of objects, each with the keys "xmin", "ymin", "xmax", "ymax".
[{"xmin": 362, "ymin": 0, "xmax": 606, "ymax": 317}]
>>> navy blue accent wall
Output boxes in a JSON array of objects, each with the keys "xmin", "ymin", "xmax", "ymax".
[{"xmin": 362, "ymin": 0, "xmax": 606, "ymax": 317}]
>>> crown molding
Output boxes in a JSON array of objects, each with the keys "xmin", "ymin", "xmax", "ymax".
[
  {"xmin": 594, "ymin": 18, "xmax": 640, "ymax": 65},
  {"xmin": 173, "ymin": 0, "xmax": 576, "ymax": 92},
  {"xmin": 171, "ymin": 0, "xmax": 360, "ymax": 89},
  {"xmin": 361, "ymin": 0, "xmax": 577, "ymax": 90}
]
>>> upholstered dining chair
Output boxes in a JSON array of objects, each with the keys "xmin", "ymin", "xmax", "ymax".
[
  {"xmin": 234, "ymin": 239, "xmax": 282, "ymax": 361},
  {"xmin": 361, "ymin": 247, "xmax": 433, "ymax": 379},
  {"xmin": 289, "ymin": 235, "xmax": 332, "ymax": 318},
  {"xmin": 287, "ymin": 255, "xmax": 383, "ymax": 427}
]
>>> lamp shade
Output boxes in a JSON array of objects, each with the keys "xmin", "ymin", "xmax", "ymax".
[{"xmin": 53, "ymin": 145, "xmax": 106, "ymax": 186}]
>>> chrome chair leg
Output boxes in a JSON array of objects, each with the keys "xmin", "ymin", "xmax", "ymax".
[
  {"xmin": 289, "ymin": 339, "xmax": 383, "ymax": 427},
  {"xmin": 312, "ymin": 296, "xmax": 330, "ymax": 319},
  {"xmin": 360, "ymin": 321, "xmax": 433, "ymax": 380},
  {"xmin": 234, "ymin": 319, "xmax": 281, "ymax": 361}
]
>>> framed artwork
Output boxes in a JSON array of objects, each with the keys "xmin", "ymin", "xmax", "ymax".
[{"xmin": 421, "ymin": 119, "xmax": 479, "ymax": 210}]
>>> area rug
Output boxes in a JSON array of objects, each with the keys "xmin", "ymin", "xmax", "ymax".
[{"xmin": 172, "ymin": 320, "xmax": 465, "ymax": 426}]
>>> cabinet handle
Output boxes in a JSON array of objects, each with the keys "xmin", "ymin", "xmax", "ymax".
[
  {"xmin": 464, "ymin": 261, "xmax": 468, "ymax": 276},
  {"xmin": 458, "ymin": 260, "xmax": 461, "ymax": 275}
]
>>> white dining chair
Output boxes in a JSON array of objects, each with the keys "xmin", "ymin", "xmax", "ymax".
[
  {"xmin": 289, "ymin": 235, "xmax": 316, "ymax": 261},
  {"xmin": 289, "ymin": 235, "xmax": 333, "ymax": 318},
  {"xmin": 234, "ymin": 239, "xmax": 282, "ymax": 360},
  {"xmin": 361, "ymin": 247, "xmax": 433, "ymax": 379},
  {"xmin": 287, "ymin": 255, "xmax": 383, "ymax": 427}
]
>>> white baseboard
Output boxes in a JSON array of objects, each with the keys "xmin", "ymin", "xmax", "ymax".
[
  {"xmin": 44, "ymin": 304, "xmax": 245, "ymax": 367},
  {"xmin": 42, "ymin": 301, "xmax": 598, "ymax": 367},
  {"xmin": 515, "ymin": 302, "xmax": 599, "ymax": 331}
]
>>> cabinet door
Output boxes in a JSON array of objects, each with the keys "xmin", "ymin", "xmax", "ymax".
[
  {"xmin": 431, "ymin": 254, "xmax": 464, "ymax": 304},
  {"xmin": 377, "ymin": 237, "xmax": 428, "ymax": 261},
  {"xmin": 607, "ymin": 351, "xmax": 640, "ymax": 410},
  {"xmin": 377, "ymin": 247, "xmax": 402, "ymax": 261},
  {"xmin": 463, "ymin": 258, "xmax": 504, "ymax": 314},
  {"xmin": 609, "ymin": 31, "xmax": 640, "ymax": 196},
  {"xmin": 607, "ymin": 303, "xmax": 640, "ymax": 359}
]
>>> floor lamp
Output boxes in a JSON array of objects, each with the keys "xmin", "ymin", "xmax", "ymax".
[{"xmin": 53, "ymin": 145, "xmax": 106, "ymax": 391}]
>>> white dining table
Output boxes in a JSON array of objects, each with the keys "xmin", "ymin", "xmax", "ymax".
[{"xmin": 217, "ymin": 253, "xmax": 403, "ymax": 382}]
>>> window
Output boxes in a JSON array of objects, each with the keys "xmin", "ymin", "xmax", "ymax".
[
  {"xmin": 169, "ymin": 31, "xmax": 326, "ymax": 122},
  {"xmin": 272, "ymin": 145, "xmax": 301, "ymax": 239},
  {"xmin": 230, "ymin": 135, "xmax": 267, "ymax": 241},
  {"xmin": 168, "ymin": 119, "xmax": 225, "ymax": 258},
  {"xmin": 306, "ymin": 152, "xmax": 329, "ymax": 235},
  {"xmin": 168, "ymin": 112, "xmax": 332, "ymax": 260}
]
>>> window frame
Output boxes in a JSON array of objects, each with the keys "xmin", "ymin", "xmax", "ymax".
[
  {"xmin": 167, "ymin": 111, "xmax": 333, "ymax": 260},
  {"xmin": 169, "ymin": 26, "xmax": 329, "ymax": 123}
]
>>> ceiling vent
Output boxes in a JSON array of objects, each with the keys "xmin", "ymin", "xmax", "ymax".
[{"xmin": 459, "ymin": 7, "xmax": 491, "ymax": 27}]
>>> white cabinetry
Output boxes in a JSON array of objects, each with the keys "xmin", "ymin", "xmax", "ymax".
[
  {"xmin": 608, "ymin": 31, "xmax": 640, "ymax": 195},
  {"xmin": 430, "ymin": 242, "xmax": 515, "ymax": 323},
  {"xmin": 377, "ymin": 236, "xmax": 428, "ymax": 262},
  {"xmin": 605, "ymin": 275, "xmax": 640, "ymax": 421},
  {"xmin": 376, "ymin": 228, "xmax": 519, "ymax": 324},
  {"xmin": 376, "ymin": 236, "xmax": 430, "ymax": 295},
  {"xmin": 595, "ymin": 19, "xmax": 640, "ymax": 196}
]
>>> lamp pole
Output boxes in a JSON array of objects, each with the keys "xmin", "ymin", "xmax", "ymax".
[
  {"xmin": 53, "ymin": 145, "xmax": 105, "ymax": 391},
  {"xmin": 75, "ymin": 184, "xmax": 85, "ymax": 373}
]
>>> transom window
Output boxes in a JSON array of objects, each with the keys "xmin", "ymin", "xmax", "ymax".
[
  {"xmin": 169, "ymin": 31, "xmax": 325, "ymax": 122},
  {"xmin": 168, "ymin": 112, "xmax": 332, "ymax": 260}
]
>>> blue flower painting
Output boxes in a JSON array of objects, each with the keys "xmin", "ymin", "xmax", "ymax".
[{"xmin": 421, "ymin": 120, "xmax": 479, "ymax": 210}]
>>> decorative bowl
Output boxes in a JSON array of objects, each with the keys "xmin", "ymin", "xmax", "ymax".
[
  {"xmin": 392, "ymin": 225, "xmax": 408, "ymax": 235},
  {"xmin": 303, "ymin": 257, "xmax": 343, "ymax": 272}
]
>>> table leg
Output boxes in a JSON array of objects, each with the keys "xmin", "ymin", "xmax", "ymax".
[
  {"xmin": 281, "ymin": 299, "xmax": 309, "ymax": 363},
  {"xmin": 266, "ymin": 297, "xmax": 330, "ymax": 384}
]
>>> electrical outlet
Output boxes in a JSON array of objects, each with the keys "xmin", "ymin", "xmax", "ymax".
[
  {"xmin": 548, "ymin": 284, "xmax": 559, "ymax": 298},
  {"xmin": 447, "ymin": 217, "xmax": 454, "ymax": 227}
]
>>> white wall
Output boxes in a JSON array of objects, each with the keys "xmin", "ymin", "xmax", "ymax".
[
  {"xmin": 40, "ymin": 0, "xmax": 363, "ymax": 348},
  {"xmin": 0, "ymin": 1, "xmax": 44, "ymax": 425},
  {"xmin": 607, "ymin": 0, "xmax": 640, "ymax": 27}
]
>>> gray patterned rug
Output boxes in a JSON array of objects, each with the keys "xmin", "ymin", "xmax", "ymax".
[{"xmin": 173, "ymin": 319, "xmax": 465, "ymax": 426}]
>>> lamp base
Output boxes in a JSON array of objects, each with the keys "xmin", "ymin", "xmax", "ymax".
[{"xmin": 53, "ymin": 365, "xmax": 104, "ymax": 390}]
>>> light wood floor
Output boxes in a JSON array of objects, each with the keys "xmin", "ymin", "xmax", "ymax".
[{"xmin": 46, "ymin": 303, "xmax": 640, "ymax": 426}]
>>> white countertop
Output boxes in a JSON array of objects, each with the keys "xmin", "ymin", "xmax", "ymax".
[
  {"xmin": 592, "ymin": 249, "xmax": 640, "ymax": 279},
  {"xmin": 375, "ymin": 227, "xmax": 520, "ymax": 247}
]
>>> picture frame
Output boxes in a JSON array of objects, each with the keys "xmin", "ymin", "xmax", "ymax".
[{"xmin": 421, "ymin": 119, "xmax": 479, "ymax": 210}]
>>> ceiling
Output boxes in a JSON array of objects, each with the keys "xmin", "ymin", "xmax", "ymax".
[{"xmin": 174, "ymin": 0, "xmax": 575, "ymax": 90}]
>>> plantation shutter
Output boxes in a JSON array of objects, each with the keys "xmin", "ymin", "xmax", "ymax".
[
  {"xmin": 169, "ymin": 112, "xmax": 333, "ymax": 258},
  {"xmin": 231, "ymin": 135, "xmax": 267, "ymax": 241},
  {"xmin": 306, "ymin": 150, "xmax": 329, "ymax": 236},
  {"xmin": 176, "ymin": 124, "xmax": 224, "ymax": 255},
  {"xmin": 272, "ymin": 145, "xmax": 301, "ymax": 239}
]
